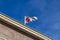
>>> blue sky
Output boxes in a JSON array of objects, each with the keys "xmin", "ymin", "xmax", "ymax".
[{"xmin": 0, "ymin": 0, "xmax": 60, "ymax": 40}]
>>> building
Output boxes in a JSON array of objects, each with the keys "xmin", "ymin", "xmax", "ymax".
[{"xmin": 0, "ymin": 13, "xmax": 52, "ymax": 40}]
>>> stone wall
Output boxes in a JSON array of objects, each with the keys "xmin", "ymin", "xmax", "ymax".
[{"xmin": 0, "ymin": 24, "xmax": 34, "ymax": 40}]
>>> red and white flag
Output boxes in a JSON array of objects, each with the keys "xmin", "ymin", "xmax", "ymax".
[{"xmin": 24, "ymin": 16, "xmax": 38, "ymax": 24}]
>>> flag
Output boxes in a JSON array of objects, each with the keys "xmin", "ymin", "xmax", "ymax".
[{"xmin": 24, "ymin": 16, "xmax": 38, "ymax": 24}]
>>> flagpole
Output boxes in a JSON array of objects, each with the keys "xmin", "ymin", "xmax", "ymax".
[{"xmin": 24, "ymin": 16, "xmax": 26, "ymax": 25}]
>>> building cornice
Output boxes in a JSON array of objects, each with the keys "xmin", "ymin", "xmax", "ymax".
[{"xmin": 0, "ymin": 13, "xmax": 52, "ymax": 40}]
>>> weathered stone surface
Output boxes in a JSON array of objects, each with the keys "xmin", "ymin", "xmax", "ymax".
[{"xmin": 0, "ymin": 24, "xmax": 34, "ymax": 40}]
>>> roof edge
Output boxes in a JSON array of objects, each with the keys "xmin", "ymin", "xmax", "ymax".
[{"xmin": 0, "ymin": 13, "xmax": 52, "ymax": 40}]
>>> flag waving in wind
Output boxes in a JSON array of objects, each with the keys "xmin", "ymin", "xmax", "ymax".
[{"xmin": 24, "ymin": 16, "xmax": 38, "ymax": 24}]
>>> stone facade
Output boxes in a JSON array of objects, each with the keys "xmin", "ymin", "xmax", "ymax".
[{"xmin": 0, "ymin": 23, "xmax": 34, "ymax": 40}]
